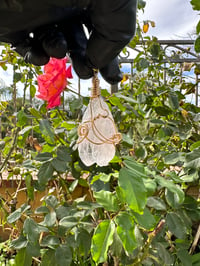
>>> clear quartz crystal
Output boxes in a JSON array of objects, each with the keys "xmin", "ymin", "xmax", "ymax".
[{"xmin": 77, "ymin": 96, "xmax": 119, "ymax": 166}]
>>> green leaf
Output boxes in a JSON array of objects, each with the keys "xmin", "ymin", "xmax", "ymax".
[
  {"xmin": 0, "ymin": 140, "xmax": 5, "ymax": 150},
  {"xmin": 137, "ymin": 0, "xmax": 146, "ymax": 9},
  {"xmin": 69, "ymin": 179, "xmax": 78, "ymax": 192},
  {"xmin": 59, "ymin": 216, "xmax": 78, "ymax": 228},
  {"xmin": 184, "ymin": 147, "xmax": 200, "ymax": 169},
  {"xmin": 76, "ymin": 228, "xmax": 91, "ymax": 258},
  {"xmin": 143, "ymin": 179, "xmax": 157, "ymax": 195},
  {"xmin": 164, "ymin": 152, "xmax": 185, "ymax": 164},
  {"xmin": 19, "ymin": 126, "xmax": 32, "ymax": 135},
  {"xmin": 133, "ymin": 207, "xmax": 157, "ymax": 230},
  {"xmin": 15, "ymin": 248, "xmax": 32, "ymax": 266},
  {"xmin": 35, "ymin": 206, "xmax": 50, "ymax": 214},
  {"xmin": 148, "ymin": 42, "xmax": 161, "ymax": 59},
  {"xmin": 155, "ymin": 242, "xmax": 174, "ymax": 265},
  {"xmin": 110, "ymin": 230, "xmax": 123, "ymax": 258},
  {"xmin": 94, "ymin": 191, "xmax": 120, "ymax": 212},
  {"xmin": 21, "ymin": 203, "xmax": 31, "ymax": 213},
  {"xmin": 123, "ymin": 157, "xmax": 147, "ymax": 179},
  {"xmin": 17, "ymin": 110, "xmax": 27, "ymax": 127},
  {"xmin": 190, "ymin": 140, "xmax": 200, "ymax": 151},
  {"xmin": 7, "ymin": 209, "xmax": 22, "ymax": 224},
  {"xmin": 57, "ymin": 146, "xmax": 71, "ymax": 162},
  {"xmin": 91, "ymin": 220, "xmax": 115, "ymax": 264},
  {"xmin": 10, "ymin": 235, "xmax": 28, "ymax": 249},
  {"xmin": 115, "ymin": 212, "xmax": 137, "ymax": 253},
  {"xmin": 41, "ymin": 249, "xmax": 56, "ymax": 266},
  {"xmin": 69, "ymin": 97, "xmax": 83, "ymax": 112},
  {"xmin": 45, "ymin": 195, "xmax": 58, "ymax": 209},
  {"xmin": 195, "ymin": 35, "xmax": 200, "ymax": 53},
  {"xmin": 155, "ymin": 106, "xmax": 171, "ymax": 116},
  {"xmin": 109, "ymin": 95, "xmax": 126, "ymax": 111},
  {"xmin": 23, "ymin": 218, "xmax": 40, "ymax": 243},
  {"xmin": 155, "ymin": 175, "xmax": 184, "ymax": 204},
  {"xmin": 51, "ymin": 158, "xmax": 68, "ymax": 172},
  {"xmin": 177, "ymin": 249, "xmax": 192, "ymax": 266},
  {"xmin": 101, "ymin": 89, "xmax": 110, "ymax": 97},
  {"xmin": 168, "ymin": 92, "xmax": 179, "ymax": 110},
  {"xmin": 119, "ymin": 167, "xmax": 147, "ymax": 213},
  {"xmin": 190, "ymin": 0, "xmax": 200, "ymax": 10},
  {"xmin": 39, "ymin": 119, "xmax": 55, "ymax": 143},
  {"xmin": 30, "ymin": 84, "xmax": 36, "ymax": 98},
  {"xmin": 192, "ymin": 253, "xmax": 200, "ymax": 266},
  {"xmin": 115, "ymin": 93, "xmax": 137, "ymax": 104},
  {"xmin": 166, "ymin": 212, "xmax": 188, "ymax": 239},
  {"xmin": 41, "ymin": 235, "xmax": 60, "ymax": 247},
  {"xmin": 135, "ymin": 145, "xmax": 147, "ymax": 159},
  {"xmin": 147, "ymin": 196, "xmax": 166, "ymax": 210},
  {"xmin": 14, "ymin": 72, "xmax": 23, "ymax": 83},
  {"xmin": 38, "ymin": 161, "xmax": 54, "ymax": 185},
  {"xmin": 43, "ymin": 212, "xmax": 57, "ymax": 227},
  {"xmin": 35, "ymin": 152, "xmax": 53, "ymax": 162},
  {"xmin": 197, "ymin": 20, "xmax": 200, "ymax": 35},
  {"xmin": 25, "ymin": 174, "xmax": 34, "ymax": 200},
  {"xmin": 122, "ymin": 133, "xmax": 134, "ymax": 147},
  {"xmin": 26, "ymin": 242, "xmax": 40, "ymax": 257},
  {"xmin": 165, "ymin": 189, "xmax": 180, "ymax": 208},
  {"xmin": 150, "ymin": 119, "xmax": 165, "ymax": 125},
  {"xmin": 55, "ymin": 245, "xmax": 72, "ymax": 266},
  {"xmin": 91, "ymin": 173, "xmax": 113, "ymax": 184},
  {"xmin": 60, "ymin": 121, "xmax": 76, "ymax": 130},
  {"xmin": 29, "ymin": 107, "xmax": 42, "ymax": 119},
  {"xmin": 136, "ymin": 58, "xmax": 149, "ymax": 71}
]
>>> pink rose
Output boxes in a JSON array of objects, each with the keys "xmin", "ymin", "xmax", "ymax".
[{"xmin": 37, "ymin": 57, "xmax": 72, "ymax": 109}]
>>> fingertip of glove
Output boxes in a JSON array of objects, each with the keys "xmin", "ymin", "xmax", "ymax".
[
  {"xmin": 70, "ymin": 53, "xmax": 93, "ymax": 79},
  {"xmin": 74, "ymin": 66, "xmax": 93, "ymax": 79},
  {"xmin": 100, "ymin": 60, "xmax": 123, "ymax": 85},
  {"xmin": 100, "ymin": 72, "xmax": 123, "ymax": 85},
  {"xmin": 24, "ymin": 51, "xmax": 50, "ymax": 66},
  {"xmin": 42, "ymin": 38, "xmax": 68, "ymax": 59},
  {"xmin": 40, "ymin": 30, "xmax": 68, "ymax": 59}
]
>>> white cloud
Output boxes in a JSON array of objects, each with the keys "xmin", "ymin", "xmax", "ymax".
[{"xmin": 139, "ymin": 0, "xmax": 199, "ymax": 39}]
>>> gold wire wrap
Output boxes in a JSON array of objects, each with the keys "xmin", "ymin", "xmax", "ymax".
[
  {"xmin": 77, "ymin": 72, "xmax": 121, "ymax": 146},
  {"xmin": 91, "ymin": 72, "xmax": 100, "ymax": 98}
]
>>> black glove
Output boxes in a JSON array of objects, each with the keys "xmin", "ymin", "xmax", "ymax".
[{"xmin": 0, "ymin": 0, "xmax": 137, "ymax": 84}]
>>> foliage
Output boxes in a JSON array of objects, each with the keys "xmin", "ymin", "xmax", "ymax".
[
  {"xmin": 0, "ymin": 15, "xmax": 200, "ymax": 266},
  {"xmin": 190, "ymin": 0, "xmax": 200, "ymax": 53}
]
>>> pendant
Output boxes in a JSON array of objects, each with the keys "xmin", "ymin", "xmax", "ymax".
[{"xmin": 77, "ymin": 72, "xmax": 121, "ymax": 166}]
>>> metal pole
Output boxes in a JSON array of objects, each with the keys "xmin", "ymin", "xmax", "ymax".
[
  {"xmin": 130, "ymin": 62, "xmax": 133, "ymax": 90},
  {"xmin": 111, "ymin": 84, "xmax": 118, "ymax": 94},
  {"xmin": 78, "ymin": 78, "xmax": 81, "ymax": 97},
  {"xmin": 195, "ymin": 74, "xmax": 199, "ymax": 107}
]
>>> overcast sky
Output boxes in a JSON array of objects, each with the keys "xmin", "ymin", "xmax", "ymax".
[
  {"xmin": 0, "ymin": 0, "xmax": 199, "ymax": 96},
  {"xmin": 138, "ymin": 0, "xmax": 199, "ymax": 39}
]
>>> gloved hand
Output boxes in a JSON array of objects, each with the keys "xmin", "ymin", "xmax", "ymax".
[{"xmin": 0, "ymin": 0, "xmax": 137, "ymax": 84}]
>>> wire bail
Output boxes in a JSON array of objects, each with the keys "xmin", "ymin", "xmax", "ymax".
[{"xmin": 91, "ymin": 70, "xmax": 100, "ymax": 98}]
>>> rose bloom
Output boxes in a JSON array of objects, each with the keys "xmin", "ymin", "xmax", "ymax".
[{"xmin": 37, "ymin": 57, "xmax": 72, "ymax": 109}]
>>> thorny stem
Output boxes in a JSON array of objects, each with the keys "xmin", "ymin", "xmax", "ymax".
[
  {"xmin": 22, "ymin": 74, "xmax": 29, "ymax": 106},
  {"xmin": 131, "ymin": 220, "xmax": 165, "ymax": 265},
  {"xmin": 67, "ymin": 87, "xmax": 83, "ymax": 97},
  {"xmin": 0, "ymin": 128, "xmax": 19, "ymax": 175},
  {"xmin": 13, "ymin": 178, "xmax": 22, "ymax": 199},
  {"xmin": 58, "ymin": 174, "xmax": 73, "ymax": 201},
  {"xmin": 56, "ymin": 108, "xmax": 66, "ymax": 121}
]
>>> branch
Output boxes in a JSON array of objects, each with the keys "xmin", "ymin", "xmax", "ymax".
[
  {"xmin": 190, "ymin": 223, "xmax": 200, "ymax": 254},
  {"xmin": 0, "ymin": 128, "xmax": 19, "ymax": 174}
]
